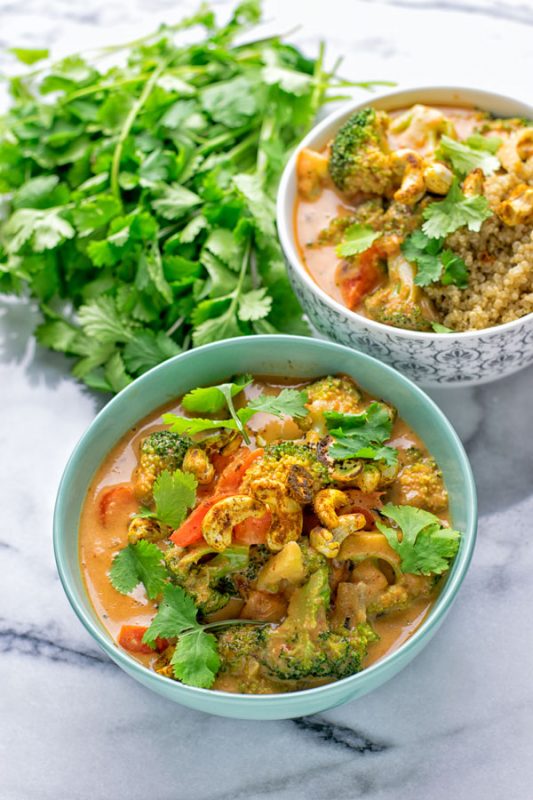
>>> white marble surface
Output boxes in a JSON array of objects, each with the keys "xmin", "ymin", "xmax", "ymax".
[{"xmin": 1, "ymin": 1, "xmax": 533, "ymax": 798}]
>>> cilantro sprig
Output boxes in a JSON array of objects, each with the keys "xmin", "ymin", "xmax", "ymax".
[
  {"xmin": 422, "ymin": 179, "xmax": 492, "ymax": 239},
  {"xmin": 143, "ymin": 584, "xmax": 220, "ymax": 688},
  {"xmin": 336, "ymin": 223, "xmax": 380, "ymax": 258},
  {"xmin": 325, "ymin": 402, "xmax": 398, "ymax": 467},
  {"xmin": 139, "ymin": 468, "xmax": 197, "ymax": 529},
  {"xmin": 376, "ymin": 504, "xmax": 461, "ymax": 575},
  {"xmin": 436, "ymin": 134, "xmax": 500, "ymax": 177},
  {"xmin": 0, "ymin": 1, "xmax": 382, "ymax": 394},
  {"xmin": 109, "ymin": 540, "xmax": 169, "ymax": 599},
  {"xmin": 402, "ymin": 230, "xmax": 468, "ymax": 288},
  {"xmin": 164, "ymin": 384, "xmax": 309, "ymax": 440}
]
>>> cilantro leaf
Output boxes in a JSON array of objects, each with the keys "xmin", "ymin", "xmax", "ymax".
[
  {"xmin": 238, "ymin": 288, "xmax": 272, "ymax": 321},
  {"xmin": 422, "ymin": 179, "xmax": 492, "ymax": 238},
  {"xmin": 171, "ymin": 629, "xmax": 221, "ymax": 688},
  {"xmin": 142, "ymin": 584, "xmax": 199, "ymax": 646},
  {"xmin": 431, "ymin": 322, "xmax": 454, "ymax": 333},
  {"xmin": 152, "ymin": 184, "xmax": 202, "ymax": 220},
  {"xmin": 436, "ymin": 135, "xmax": 500, "ymax": 177},
  {"xmin": 464, "ymin": 133, "xmax": 502, "ymax": 154},
  {"xmin": 0, "ymin": 6, "xmax": 374, "ymax": 394},
  {"xmin": 163, "ymin": 413, "xmax": 240, "ymax": 436},
  {"xmin": 376, "ymin": 503, "xmax": 461, "ymax": 575},
  {"xmin": 336, "ymin": 223, "xmax": 380, "ymax": 258},
  {"xmin": 143, "ymin": 584, "xmax": 221, "ymax": 688},
  {"xmin": 123, "ymin": 330, "xmax": 180, "ymax": 376},
  {"xmin": 77, "ymin": 297, "xmax": 133, "ymax": 344},
  {"xmin": 182, "ymin": 376, "xmax": 251, "ymax": 414},
  {"xmin": 3, "ymin": 208, "xmax": 75, "ymax": 253},
  {"xmin": 151, "ymin": 469, "xmax": 197, "ymax": 529},
  {"xmin": 10, "ymin": 47, "xmax": 49, "ymax": 65},
  {"xmin": 325, "ymin": 403, "xmax": 397, "ymax": 466},
  {"xmin": 441, "ymin": 249, "xmax": 468, "ymax": 288},
  {"xmin": 402, "ymin": 230, "xmax": 469, "ymax": 288},
  {"xmin": 109, "ymin": 540, "xmax": 168, "ymax": 599},
  {"xmin": 402, "ymin": 230, "xmax": 443, "ymax": 286},
  {"xmin": 249, "ymin": 388, "xmax": 309, "ymax": 418}
]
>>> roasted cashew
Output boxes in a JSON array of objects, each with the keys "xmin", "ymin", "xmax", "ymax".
[
  {"xmin": 249, "ymin": 477, "xmax": 303, "ymax": 552},
  {"xmin": 462, "ymin": 168, "xmax": 484, "ymax": 197},
  {"xmin": 313, "ymin": 488, "xmax": 366, "ymax": 548},
  {"xmin": 201, "ymin": 494, "xmax": 267, "ymax": 552},
  {"xmin": 310, "ymin": 526, "xmax": 340, "ymax": 559},
  {"xmin": 183, "ymin": 447, "xmax": 215, "ymax": 485},
  {"xmin": 499, "ymin": 127, "xmax": 533, "ymax": 178},
  {"xmin": 423, "ymin": 161, "xmax": 453, "ymax": 194},
  {"xmin": 497, "ymin": 183, "xmax": 533, "ymax": 226},
  {"xmin": 392, "ymin": 149, "xmax": 426, "ymax": 205},
  {"xmin": 128, "ymin": 516, "xmax": 165, "ymax": 545}
]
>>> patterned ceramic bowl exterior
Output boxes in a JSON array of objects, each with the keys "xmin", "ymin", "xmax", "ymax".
[{"xmin": 277, "ymin": 86, "xmax": 533, "ymax": 387}]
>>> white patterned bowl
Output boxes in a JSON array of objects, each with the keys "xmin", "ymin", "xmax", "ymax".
[{"xmin": 277, "ymin": 86, "xmax": 533, "ymax": 387}]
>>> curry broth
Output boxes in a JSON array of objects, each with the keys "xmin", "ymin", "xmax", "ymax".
[
  {"xmin": 79, "ymin": 377, "xmax": 443, "ymax": 688},
  {"xmin": 294, "ymin": 104, "xmax": 484, "ymax": 311}
]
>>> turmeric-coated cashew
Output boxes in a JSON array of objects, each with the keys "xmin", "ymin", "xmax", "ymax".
[
  {"xmin": 249, "ymin": 478, "xmax": 303, "ymax": 552},
  {"xmin": 497, "ymin": 183, "xmax": 533, "ymax": 226},
  {"xmin": 313, "ymin": 488, "xmax": 366, "ymax": 551},
  {"xmin": 392, "ymin": 149, "xmax": 426, "ymax": 205},
  {"xmin": 201, "ymin": 494, "xmax": 267, "ymax": 551}
]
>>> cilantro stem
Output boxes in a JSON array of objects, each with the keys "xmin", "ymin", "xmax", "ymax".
[{"xmin": 110, "ymin": 61, "xmax": 167, "ymax": 199}]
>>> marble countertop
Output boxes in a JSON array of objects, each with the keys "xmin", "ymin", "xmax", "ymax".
[{"xmin": 1, "ymin": 1, "xmax": 533, "ymax": 798}]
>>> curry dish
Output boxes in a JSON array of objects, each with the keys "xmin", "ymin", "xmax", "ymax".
[
  {"xmin": 80, "ymin": 374, "xmax": 461, "ymax": 693},
  {"xmin": 295, "ymin": 104, "xmax": 533, "ymax": 331}
]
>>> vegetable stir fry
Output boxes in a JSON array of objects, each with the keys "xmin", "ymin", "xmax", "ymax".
[{"xmin": 82, "ymin": 374, "xmax": 462, "ymax": 694}]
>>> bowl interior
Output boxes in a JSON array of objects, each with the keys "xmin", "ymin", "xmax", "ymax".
[
  {"xmin": 54, "ymin": 336, "xmax": 477, "ymax": 718},
  {"xmin": 277, "ymin": 86, "xmax": 533, "ymax": 341}
]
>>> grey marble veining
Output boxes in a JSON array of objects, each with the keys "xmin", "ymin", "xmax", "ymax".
[{"xmin": 1, "ymin": 1, "xmax": 533, "ymax": 798}]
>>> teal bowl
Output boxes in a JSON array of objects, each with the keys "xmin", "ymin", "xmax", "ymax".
[{"xmin": 54, "ymin": 336, "xmax": 477, "ymax": 720}]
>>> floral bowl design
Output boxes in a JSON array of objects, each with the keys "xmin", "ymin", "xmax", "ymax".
[{"xmin": 276, "ymin": 86, "xmax": 533, "ymax": 387}]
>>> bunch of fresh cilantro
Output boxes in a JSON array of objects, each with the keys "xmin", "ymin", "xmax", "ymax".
[{"xmin": 0, "ymin": 0, "xmax": 376, "ymax": 393}]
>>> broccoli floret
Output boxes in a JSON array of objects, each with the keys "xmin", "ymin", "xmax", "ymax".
[
  {"xmin": 241, "ymin": 442, "xmax": 328, "ymax": 503},
  {"xmin": 397, "ymin": 455, "xmax": 448, "ymax": 512},
  {"xmin": 167, "ymin": 546, "xmax": 249, "ymax": 616},
  {"xmin": 329, "ymin": 108, "xmax": 397, "ymax": 196},
  {"xmin": 364, "ymin": 252, "xmax": 436, "ymax": 331},
  {"xmin": 135, "ymin": 430, "xmax": 192, "ymax": 501},
  {"xmin": 261, "ymin": 567, "xmax": 377, "ymax": 682},
  {"xmin": 216, "ymin": 624, "xmax": 268, "ymax": 673},
  {"xmin": 299, "ymin": 539, "xmax": 327, "ymax": 579},
  {"xmin": 301, "ymin": 376, "xmax": 363, "ymax": 432}
]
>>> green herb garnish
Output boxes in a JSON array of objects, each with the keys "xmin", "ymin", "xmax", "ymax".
[
  {"xmin": 336, "ymin": 223, "xmax": 380, "ymax": 258},
  {"xmin": 109, "ymin": 540, "xmax": 169, "ymax": 599},
  {"xmin": 0, "ymin": 1, "xmax": 378, "ymax": 394},
  {"xmin": 376, "ymin": 503, "xmax": 461, "ymax": 575},
  {"xmin": 402, "ymin": 230, "xmax": 468, "ymax": 288},
  {"xmin": 139, "ymin": 468, "xmax": 197, "ymax": 529},
  {"xmin": 143, "ymin": 584, "xmax": 220, "ymax": 688},
  {"xmin": 325, "ymin": 402, "xmax": 398, "ymax": 467},
  {"xmin": 436, "ymin": 134, "xmax": 500, "ymax": 177},
  {"xmin": 431, "ymin": 322, "xmax": 454, "ymax": 333},
  {"xmin": 248, "ymin": 388, "xmax": 309, "ymax": 419},
  {"xmin": 422, "ymin": 179, "xmax": 492, "ymax": 239}
]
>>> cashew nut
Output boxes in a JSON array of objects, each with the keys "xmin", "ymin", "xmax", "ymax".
[
  {"xmin": 249, "ymin": 477, "xmax": 303, "ymax": 552},
  {"xmin": 392, "ymin": 149, "xmax": 426, "ymax": 205},
  {"xmin": 183, "ymin": 447, "xmax": 215, "ymax": 485},
  {"xmin": 201, "ymin": 494, "xmax": 267, "ymax": 552}
]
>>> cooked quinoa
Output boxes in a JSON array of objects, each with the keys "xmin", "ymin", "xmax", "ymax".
[{"xmin": 425, "ymin": 172, "xmax": 533, "ymax": 330}]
